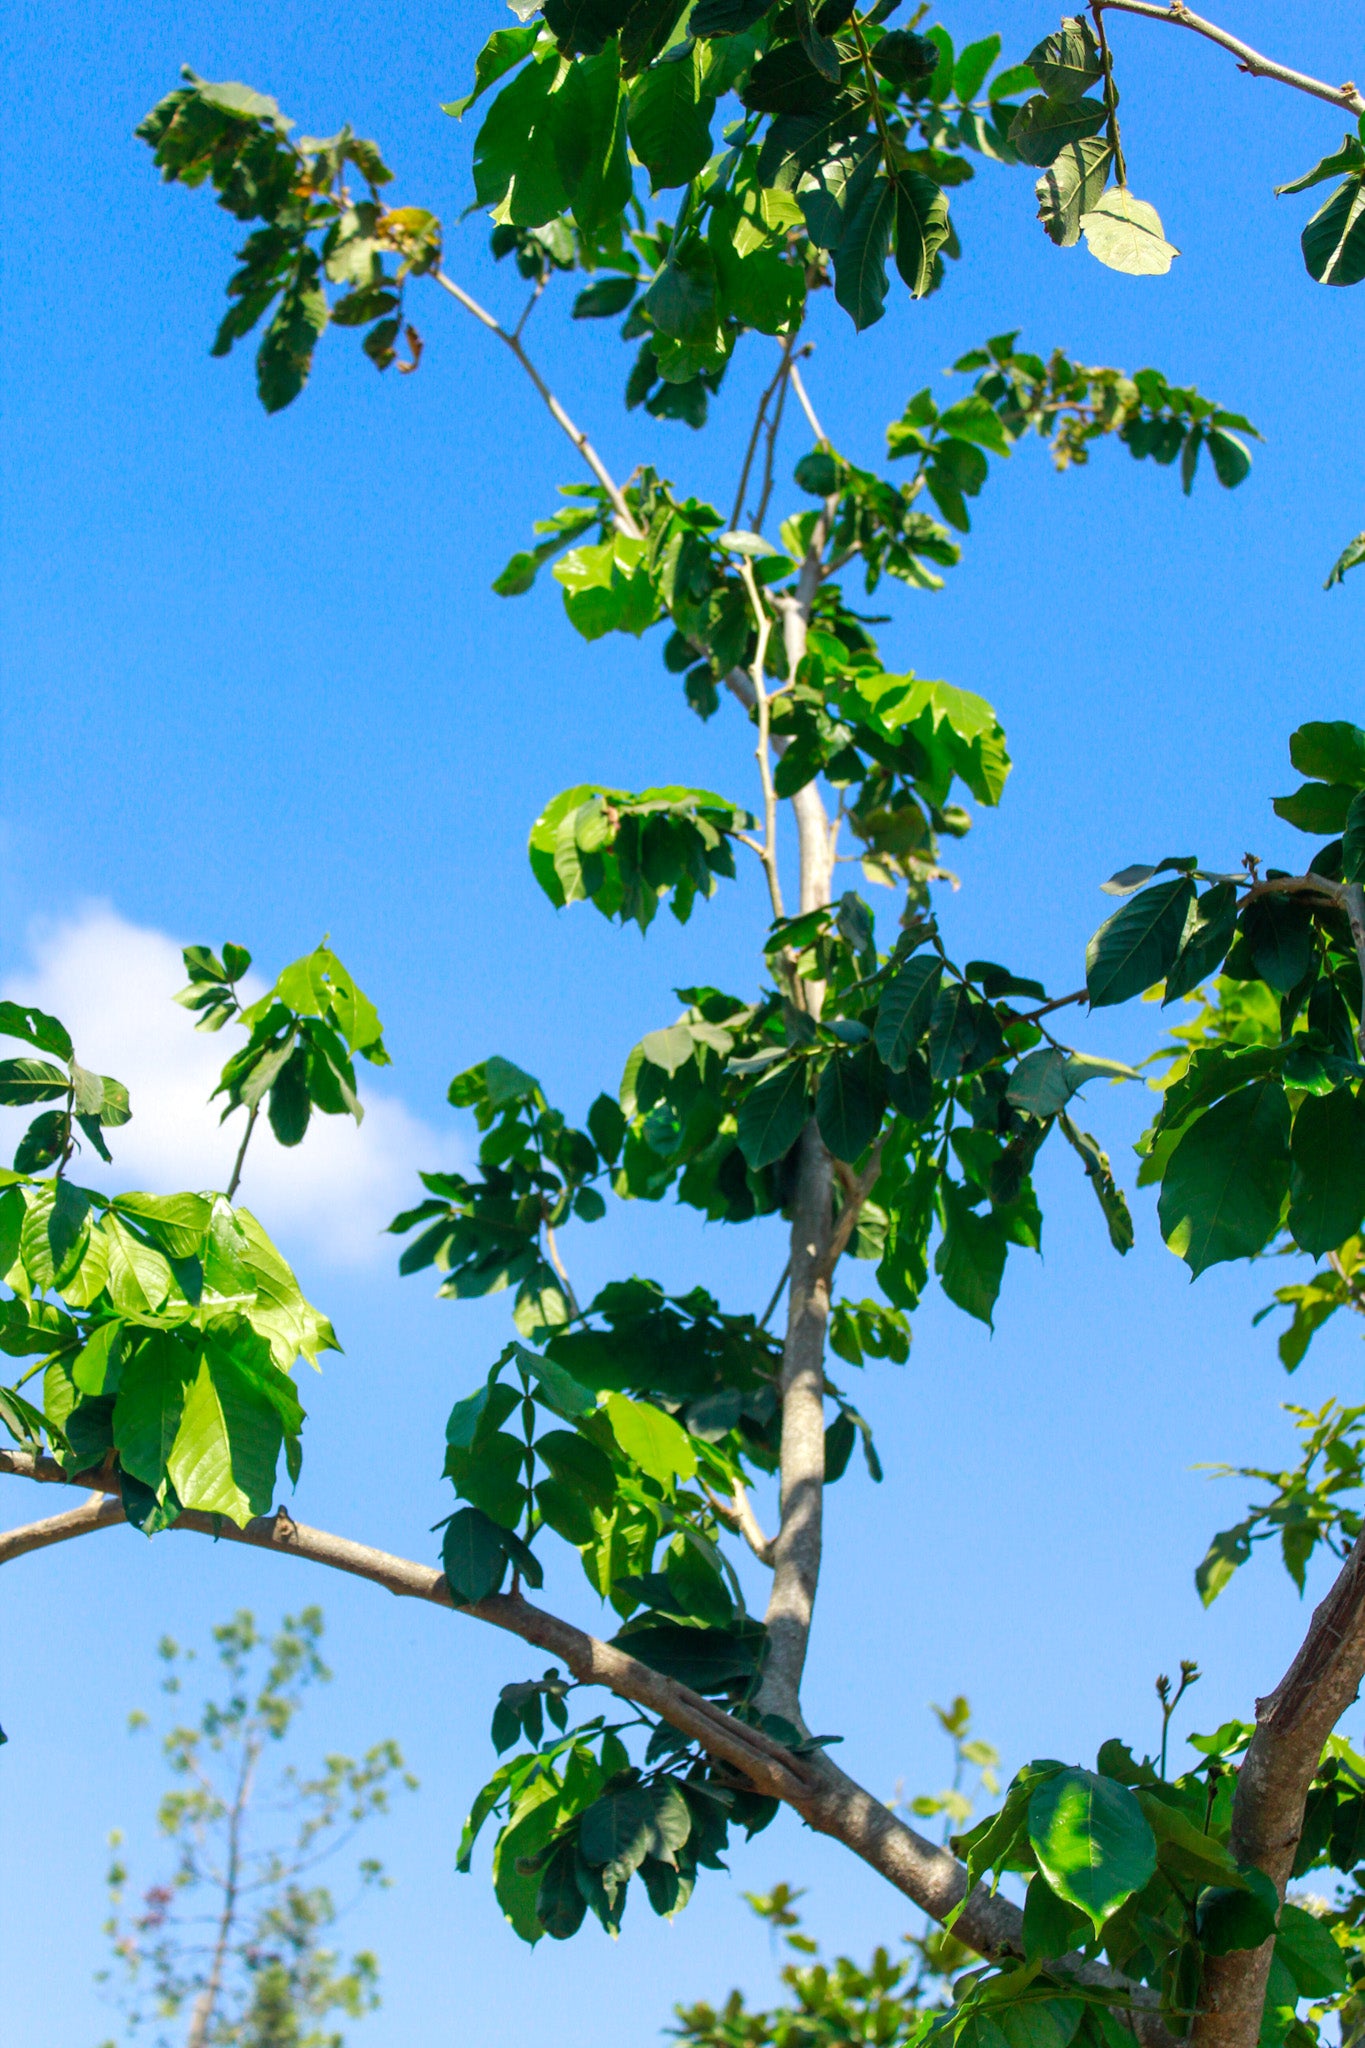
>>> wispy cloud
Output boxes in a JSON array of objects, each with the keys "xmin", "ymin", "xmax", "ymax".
[{"xmin": 0, "ymin": 906, "xmax": 445, "ymax": 1266}]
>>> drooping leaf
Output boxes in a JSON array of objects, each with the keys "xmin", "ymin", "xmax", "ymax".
[{"xmin": 1080, "ymin": 188, "xmax": 1178, "ymax": 276}]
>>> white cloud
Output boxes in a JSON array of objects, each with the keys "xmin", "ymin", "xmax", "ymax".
[{"xmin": 0, "ymin": 906, "xmax": 448, "ymax": 1266}]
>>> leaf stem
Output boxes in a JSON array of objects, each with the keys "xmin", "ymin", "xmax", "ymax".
[
  {"xmin": 226, "ymin": 1104, "xmax": 260, "ymax": 1202},
  {"xmin": 1090, "ymin": 2, "xmax": 1129, "ymax": 187}
]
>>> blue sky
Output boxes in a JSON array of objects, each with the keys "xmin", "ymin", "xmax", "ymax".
[{"xmin": 3, "ymin": 3, "xmax": 1365, "ymax": 2042}]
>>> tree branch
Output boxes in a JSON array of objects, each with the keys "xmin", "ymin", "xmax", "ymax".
[
  {"xmin": 731, "ymin": 334, "xmax": 799, "ymax": 533},
  {"xmin": 0, "ymin": 1450, "xmax": 1172, "ymax": 2041},
  {"xmin": 0, "ymin": 1489, "xmax": 125, "ymax": 1563},
  {"xmin": 1096, "ymin": 2, "xmax": 1364, "ymax": 119},
  {"xmin": 707, "ymin": 1479, "xmax": 776, "ymax": 1567},
  {"xmin": 431, "ymin": 269, "xmax": 642, "ymax": 538},
  {"xmin": 1192, "ymin": 1527, "xmax": 1365, "ymax": 2048},
  {"xmin": 819, "ymin": 1140, "xmax": 885, "ymax": 1285},
  {"xmin": 738, "ymin": 559, "xmax": 785, "ymax": 922}
]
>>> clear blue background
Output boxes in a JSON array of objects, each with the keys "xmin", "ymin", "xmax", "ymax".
[{"xmin": 3, "ymin": 3, "xmax": 1364, "ymax": 2041}]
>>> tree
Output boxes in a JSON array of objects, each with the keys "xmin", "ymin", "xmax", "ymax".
[
  {"xmin": 2, "ymin": 13, "xmax": 1365, "ymax": 2048},
  {"xmin": 97, "ymin": 1606, "xmax": 413, "ymax": 2048}
]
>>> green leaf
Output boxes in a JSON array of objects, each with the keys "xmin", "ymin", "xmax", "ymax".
[
  {"xmin": 0, "ymin": 1058, "xmax": 69, "ymax": 1107},
  {"xmin": 736, "ymin": 1061, "xmax": 809, "ymax": 1169},
  {"xmin": 1196, "ymin": 1868, "xmax": 1279, "ymax": 1955},
  {"xmin": 1289, "ymin": 721, "xmax": 1365, "ymax": 789},
  {"xmin": 1276, "ymin": 1901, "xmax": 1348, "ymax": 1997},
  {"xmin": 580, "ymin": 1780, "xmax": 692, "ymax": 1883},
  {"xmin": 605, "ymin": 1390, "xmax": 697, "ymax": 1485},
  {"xmin": 610, "ymin": 1619, "xmax": 763, "ymax": 1692},
  {"xmin": 1035, "ymin": 137, "xmax": 1112, "ymax": 246},
  {"xmin": 1240, "ymin": 896, "xmax": 1315, "ymax": 993},
  {"xmin": 1289, "ymin": 1087, "xmax": 1365, "ymax": 1256},
  {"xmin": 1135, "ymin": 1789, "xmax": 1245, "ymax": 1890},
  {"xmin": 1326, "ymin": 532, "xmax": 1365, "ymax": 590},
  {"xmin": 0, "ymin": 1001, "xmax": 73, "ymax": 1060},
  {"xmin": 1027, "ymin": 1767, "xmax": 1156, "ymax": 1936},
  {"xmin": 627, "ymin": 43, "xmax": 714, "ymax": 190},
  {"xmin": 893, "ymin": 172, "xmax": 950, "ymax": 298},
  {"xmin": 1346, "ymin": 791, "xmax": 1365, "ymax": 882},
  {"xmin": 1302, "ymin": 174, "xmax": 1365, "ymax": 286},
  {"xmin": 816, "ymin": 1047, "xmax": 885, "ymax": 1163},
  {"xmin": 935, "ymin": 1181, "xmax": 1007, "ymax": 1327},
  {"xmin": 443, "ymin": 22, "xmax": 541, "ymax": 119},
  {"xmin": 832, "ymin": 165, "xmax": 897, "ymax": 331},
  {"xmin": 1086, "ymin": 877, "xmax": 1195, "ymax": 1008},
  {"xmin": 1024, "ymin": 16, "xmax": 1102, "ymax": 100},
  {"xmin": 1022, "ymin": 1872, "xmax": 1092, "ymax": 1962},
  {"xmin": 442, "ymin": 1505, "xmax": 510, "ymax": 1603},
  {"xmin": 1057, "ymin": 1114, "xmax": 1134, "ymax": 1256},
  {"xmin": 1158, "ymin": 1079, "xmax": 1291, "ymax": 1276},
  {"xmin": 1009, "ymin": 95, "xmax": 1107, "ymax": 170},
  {"xmin": 1080, "ymin": 188, "xmax": 1179, "ymax": 276},
  {"xmin": 557, "ymin": 41, "xmax": 632, "ymax": 230},
  {"xmin": 112, "ymin": 1334, "xmax": 195, "ymax": 1489},
  {"xmin": 166, "ymin": 1340, "xmax": 284, "ymax": 1526}
]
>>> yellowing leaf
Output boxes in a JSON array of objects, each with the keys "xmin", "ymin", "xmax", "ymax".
[{"xmin": 1080, "ymin": 188, "xmax": 1178, "ymax": 276}]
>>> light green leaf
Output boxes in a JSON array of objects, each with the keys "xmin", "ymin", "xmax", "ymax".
[
  {"xmin": 166, "ymin": 1341, "xmax": 283, "ymax": 1525},
  {"xmin": 1080, "ymin": 188, "xmax": 1179, "ymax": 275},
  {"xmin": 605, "ymin": 1390, "xmax": 697, "ymax": 1486}
]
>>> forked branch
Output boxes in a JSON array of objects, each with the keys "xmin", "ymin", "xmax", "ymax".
[{"xmin": 431, "ymin": 270, "xmax": 642, "ymax": 538}]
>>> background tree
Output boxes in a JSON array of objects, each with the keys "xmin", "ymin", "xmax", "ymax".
[
  {"xmin": 97, "ymin": 1607, "xmax": 414, "ymax": 2048},
  {"xmin": 2, "ymin": 12, "xmax": 1365, "ymax": 2048}
]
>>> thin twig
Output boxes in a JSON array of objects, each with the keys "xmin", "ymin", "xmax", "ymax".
[
  {"xmin": 431, "ymin": 270, "xmax": 642, "ymax": 538},
  {"xmin": 789, "ymin": 362, "xmax": 828, "ymax": 446},
  {"xmin": 731, "ymin": 335, "xmax": 799, "ymax": 533},
  {"xmin": 1090, "ymin": 3, "xmax": 1129, "ymax": 186},
  {"xmin": 1014, "ymin": 987, "xmax": 1087, "ymax": 1024},
  {"xmin": 225, "ymin": 1104, "xmax": 260, "ymax": 1203},
  {"xmin": 818, "ymin": 1139, "xmax": 885, "ymax": 1285},
  {"xmin": 1096, "ymin": 2, "xmax": 1364, "ymax": 119},
  {"xmin": 752, "ymin": 341, "xmax": 803, "ymax": 536},
  {"xmin": 707, "ymin": 1480, "xmax": 776, "ymax": 1567},
  {"xmin": 738, "ymin": 559, "xmax": 785, "ymax": 922},
  {"xmin": 758, "ymin": 1258, "xmax": 791, "ymax": 1331},
  {"xmin": 543, "ymin": 1221, "xmax": 580, "ymax": 1321}
]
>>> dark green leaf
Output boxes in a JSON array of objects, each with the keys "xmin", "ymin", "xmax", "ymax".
[
  {"xmin": 1086, "ymin": 878, "xmax": 1195, "ymax": 1008},
  {"xmin": 1289, "ymin": 721, "xmax": 1365, "ymax": 788},
  {"xmin": 1196, "ymin": 1868, "xmax": 1279, "ymax": 1955},
  {"xmin": 736, "ymin": 1061, "xmax": 809, "ymax": 1169},
  {"xmin": 816, "ymin": 1047, "xmax": 885, "ymax": 1162},
  {"xmin": 442, "ymin": 1506, "xmax": 510, "ymax": 1603},
  {"xmin": 1240, "ymin": 895, "xmax": 1316, "ymax": 994},
  {"xmin": 1158, "ymin": 1079, "xmax": 1291, "ymax": 1276},
  {"xmin": 1289, "ymin": 1087, "xmax": 1365, "ymax": 1256}
]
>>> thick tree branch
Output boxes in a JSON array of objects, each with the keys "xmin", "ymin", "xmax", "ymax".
[
  {"xmin": 431, "ymin": 269, "xmax": 642, "ymax": 538},
  {"xmin": 0, "ymin": 1490, "xmax": 125, "ymax": 1562},
  {"xmin": 1192, "ymin": 1528, "xmax": 1365, "ymax": 2048},
  {"xmin": 0, "ymin": 1451, "xmax": 1172, "ymax": 2040},
  {"xmin": 1096, "ymin": 2, "xmax": 1364, "ymax": 118}
]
